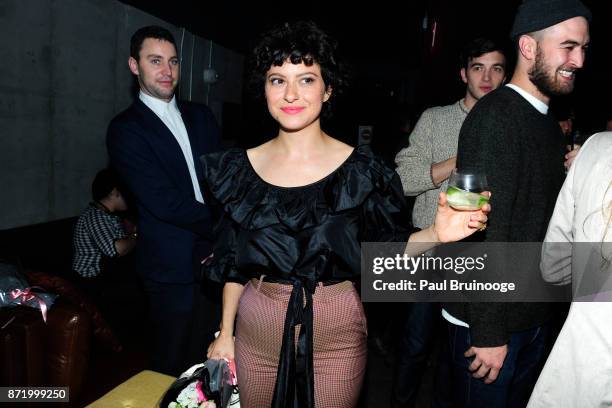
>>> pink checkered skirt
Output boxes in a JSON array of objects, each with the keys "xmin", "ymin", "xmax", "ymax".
[{"xmin": 234, "ymin": 278, "xmax": 368, "ymax": 408}]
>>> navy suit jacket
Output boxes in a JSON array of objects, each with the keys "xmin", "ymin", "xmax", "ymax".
[{"xmin": 107, "ymin": 98, "xmax": 221, "ymax": 284}]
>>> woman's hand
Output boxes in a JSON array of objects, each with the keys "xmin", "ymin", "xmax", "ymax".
[
  {"xmin": 207, "ymin": 332, "xmax": 235, "ymax": 360},
  {"xmin": 433, "ymin": 191, "xmax": 490, "ymax": 243}
]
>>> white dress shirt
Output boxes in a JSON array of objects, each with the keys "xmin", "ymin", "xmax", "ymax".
[{"xmin": 139, "ymin": 91, "xmax": 205, "ymax": 203}]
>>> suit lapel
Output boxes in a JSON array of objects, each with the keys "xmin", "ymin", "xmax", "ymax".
[
  {"xmin": 178, "ymin": 101, "xmax": 206, "ymax": 180},
  {"xmin": 133, "ymin": 99, "xmax": 192, "ymax": 175},
  {"xmin": 133, "ymin": 99, "xmax": 176, "ymax": 143},
  {"xmin": 133, "ymin": 98, "xmax": 204, "ymax": 182},
  {"xmin": 177, "ymin": 101, "xmax": 199, "ymax": 153}
]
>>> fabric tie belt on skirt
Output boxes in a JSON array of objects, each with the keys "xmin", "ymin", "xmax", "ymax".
[{"xmin": 256, "ymin": 275, "xmax": 343, "ymax": 408}]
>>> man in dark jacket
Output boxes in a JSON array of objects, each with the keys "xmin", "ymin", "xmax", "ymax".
[{"xmin": 107, "ymin": 26, "xmax": 221, "ymax": 376}]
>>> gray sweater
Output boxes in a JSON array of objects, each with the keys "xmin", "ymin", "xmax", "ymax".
[{"xmin": 394, "ymin": 99, "xmax": 469, "ymax": 228}]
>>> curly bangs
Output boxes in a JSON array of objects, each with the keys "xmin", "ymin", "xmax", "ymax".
[{"xmin": 248, "ymin": 21, "xmax": 348, "ymax": 104}]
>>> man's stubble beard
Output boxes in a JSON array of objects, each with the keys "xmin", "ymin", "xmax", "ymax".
[{"xmin": 529, "ymin": 46, "xmax": 575, "ymax": 97}]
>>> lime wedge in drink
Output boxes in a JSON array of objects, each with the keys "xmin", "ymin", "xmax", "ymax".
[{"xmin": 446, "ymin": 186, "xmax": 489, "ymax": 211}]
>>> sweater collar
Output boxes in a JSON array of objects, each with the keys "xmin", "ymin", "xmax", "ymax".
[{"xmin": 505, "ymin": 84, "xmax": 548, "ymax": 115}]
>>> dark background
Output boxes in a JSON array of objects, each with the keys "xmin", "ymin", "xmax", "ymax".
[{"xmin": 121, "ymin": 0, "xmax": 611, "ymax": 158}]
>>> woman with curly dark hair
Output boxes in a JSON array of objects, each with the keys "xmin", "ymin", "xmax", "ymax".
[{"xmin": 200, "ymin": 21, "xmax": 489, "ymax": 408}]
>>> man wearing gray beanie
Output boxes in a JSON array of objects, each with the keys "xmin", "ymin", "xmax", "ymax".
[{"xmin": 441, "ymin": 0, "xmax": 590, "ymax": 406}]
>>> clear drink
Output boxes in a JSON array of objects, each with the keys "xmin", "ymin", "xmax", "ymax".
[
  {"xmin": 446, "ymin": 185, "xmax": 489, "ymax": 211},
  {"xmin": 446, "ymin": 169, "xmax": 488, "ymax": 211}
]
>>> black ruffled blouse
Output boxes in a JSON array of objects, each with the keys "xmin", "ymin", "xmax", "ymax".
[{"xmin": 200, "ymin": 144, "xmax": 415, "ymax": 408}]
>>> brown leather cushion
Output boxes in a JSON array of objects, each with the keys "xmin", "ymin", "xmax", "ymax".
[
  {"xmin": 0, "ymin": 308, "xmax": 42, "ymax": 385},
  {"xmin": 0, "ymin": 315, "xmax": 25, "ymax": 384},
  {"xmin": 24, "ymin": 270, "xmax": 122, "ymax": 352},
  {"xmin": 0, "ymin": 303, "xmax": 91, "ymax": 401},
  {"xmin": 45, "ymin": 301, "xmax": 91, "ymax": 399}
]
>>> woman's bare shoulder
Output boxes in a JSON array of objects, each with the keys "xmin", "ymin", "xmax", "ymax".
[
  {"xmin": 325, "ymin": 136, "xmax": 354, "ymax": 157},
  {"xmin": 246, "ymin": 140, "xmax": 275, "ymax": 165}
]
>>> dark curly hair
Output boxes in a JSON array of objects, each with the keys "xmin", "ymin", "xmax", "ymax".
[{"xmin": 248, "ymin": 21, "xmax": 348, "ymax": 117}]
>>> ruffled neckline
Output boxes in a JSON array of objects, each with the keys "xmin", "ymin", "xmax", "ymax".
[
  {"xmin": 242, "ymin": 147, "xmax": 359, "ymax": 190},
  {"xmin": 200, "ymin": 144, "xmax": 396, "ymax": 231}
]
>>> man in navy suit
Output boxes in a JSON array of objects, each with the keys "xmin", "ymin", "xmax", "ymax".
[{"xmin": 107, "ymin": 26, "xmax": 221, "ymax": 375}]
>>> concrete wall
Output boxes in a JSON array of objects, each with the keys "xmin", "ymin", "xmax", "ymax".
[{"xmin": 0, "ymin": 0, "xmax": 243, "ymax": 229}]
